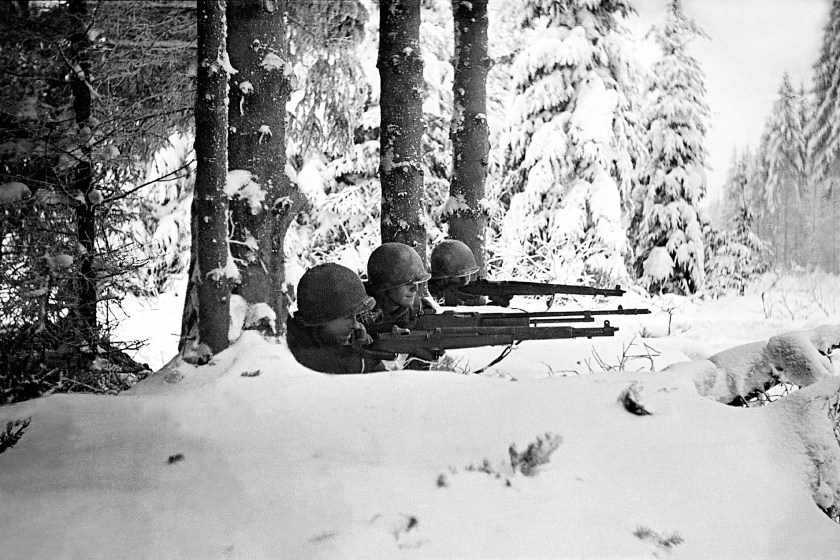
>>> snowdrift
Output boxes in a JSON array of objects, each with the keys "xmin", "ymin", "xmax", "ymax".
[{"xmin": 1, "ymin": 331, "xmax": 839, "ymax": 559}]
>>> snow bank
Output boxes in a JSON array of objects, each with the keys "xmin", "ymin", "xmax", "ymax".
[{"xmin": 2, "ymin": 331, "xmax": 839, "ymax": 559}]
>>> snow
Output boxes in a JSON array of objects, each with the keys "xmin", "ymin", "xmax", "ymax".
[
  {"xmin": 225, "ymin": 169, "xmax": 267, "ymax": 214},
  {"xmin": 0, "ymin": 181, "xmax": 31, "ymax": 205},
  {"xmin": 3, "ymin": 274, "xmax": 840, "ymax": 559},
  {"xmin": 260, "ymin": 52, "xmax": 292, "ymax": 76}
]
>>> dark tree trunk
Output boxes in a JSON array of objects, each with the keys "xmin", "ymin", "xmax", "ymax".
[
  {"xmin": 186, "ymin": 0, "xmax": 232, "ymax": 355},
  {"xmin": 68, "ymin": 0, "xmax": 97, "ymax": 346},
  {"xmin": 449, "ymin": 0, "xmax": 489, "ymax": 275},
  {"xmin": 378, "ymin": 0, "xmax": 426, "ymax": 260},
  {"xmin": 227, "ymin": 0, "xmax": 303, "ymax": 337}
]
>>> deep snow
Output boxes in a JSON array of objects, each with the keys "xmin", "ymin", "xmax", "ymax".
[{"xmin": 2, "ymin": 274, "xmax": 840, "ymax": 559}]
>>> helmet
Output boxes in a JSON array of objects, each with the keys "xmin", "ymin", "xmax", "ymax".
[
  {"xmin": 296, "ymin": 263, "xmax": 375, "ymax": 325},
  {"xmin": 430, "ymin": 239, "xmax": 479, "ymax": 280},
  {"xmin": 367, "ymin": 242, "xmax": 431, "ymax": 292}
]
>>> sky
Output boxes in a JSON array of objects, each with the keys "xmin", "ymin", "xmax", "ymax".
[
  {"xmin": 631, "ymin": 0, "xmax": 831, "ymax": 201},
  {"xmin": 5, "ymin": 274, "xmax": 840, "ymax": 559}
]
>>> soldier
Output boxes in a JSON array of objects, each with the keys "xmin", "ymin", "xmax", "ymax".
[
  {"xmin": 428, "ymin": 239, "xmax": 512, "ymax": 307},
  {"xmin": 363, "ymin": 242, "xmax": 442, "ymax": 368},
  {"xmin": 286, "ymin": 263, "xmax": 386, "ymax": 374}
]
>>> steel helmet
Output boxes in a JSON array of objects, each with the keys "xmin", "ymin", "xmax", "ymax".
[
  {"xmin": 430, "ymin": 239, "xmax": 479, "ymax": 280},
  {"xmin": 367, "ymin": 242, "xmax": 431, "ymax": 292},
  {"xmin": 295, "ymin": 263, "xmax": 375, "ymax": 326}
]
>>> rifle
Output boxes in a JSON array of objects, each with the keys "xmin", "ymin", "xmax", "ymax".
[
  {"xmin": 365, "ymin": 321, "xmax": 618, "ymax": 355},
  {"xmin": 405, "ymin": 306, "xmax": 650, "ymax": 330},
  {"xmin": 428, "ymin": 278, "xmax": 625, "ymax": 301}
]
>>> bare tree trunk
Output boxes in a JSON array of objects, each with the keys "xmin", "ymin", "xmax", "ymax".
[
  {"xmin": 378, "ymin": 0, "xmax": 426, "ymax": 260},
  {"xmin": 449, "ymin": 0, "xmax": 489, "ymax": 275},
  {"xmin": 186, "ymin": 0, "xmax": 232, "ymax": 355},
  {"xmin": 227, "ymin": 0, "xmax": 303, "ymax": 337},
  {"xmin": 68, "ymin": 0, "xmax": 97, "ymax": 347}
]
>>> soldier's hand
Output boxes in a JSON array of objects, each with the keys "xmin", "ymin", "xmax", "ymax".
[
  {"xmin": 489, "ymin": 294, "xmax": 513, "ymax": 307},
  {"xmin": 409, "ymin": 347, "xmax": 445, "ymax": 362},
  {"xmin": 350, "ymin": 327, "xmax": 373, "ymax": 348}
]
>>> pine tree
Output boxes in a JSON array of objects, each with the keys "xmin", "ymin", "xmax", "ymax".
[
  {"xmin": 760, "ymin": 73, "xmax": 807, "ymax": 268},
  {"xmin": 288, "ymin": 0, "xmax": 453, "ymax": 272},
  {"xmin": 633, "ymin": 0, "xmax": 709, "ymax": 294},
  {"xmin": 378, "ymin": 0, "xmax": 426, "ymax": 257},
  {"xmin": 448, "ymin": 0, "xmax": 490, "ymax": 274},
  {"xmin": 491, "ymin": 0, "xmax": 640, "ymax": 284},
  {"xmin": 704, "ymin": 159, "xmax": 770, "ymax": 297},
  {"xmin": 810, "ymin": 0, "xmax": 840, "ymax": 180},
  {"xmin": 809, "ymin": 0, "xmax": 840, "ymax": 272},
  {"xmin": 187, "ymin": 0, "xmax": 233, "ymax": 356},
  {"xmin": 226, "ymin": 0, "xmax": 304, "ymax": 338}
]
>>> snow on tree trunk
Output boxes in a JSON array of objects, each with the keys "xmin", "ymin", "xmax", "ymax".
[
  {"xmin": 227, "ymin": 0, "xmax": 303, "ymax": 338},
  {"xmin": 378, "ymin": 0, "xmax": 426, "ymax": 259},
  {"xmin": 187, "ymin": 0, "xmax": 233, "ymax": 356},
  {"xmin": 68, "ymin": 0, "xmax": 98, "ymax": 346},
  {"xmin": 448, "ymin": 0, "xmax": 489, "ymax": 274}
]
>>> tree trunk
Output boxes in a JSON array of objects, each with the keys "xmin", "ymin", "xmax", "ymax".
[
  {"xmin": 187, "ymin": 0, "xmax": 232, "ymax": 355},
  {"xmin": 782, "ymin": 181, "xmax": 788, "ymax": 268},
  {"xmin": 68, "ymin": 0, "xmax": 97, "ymax": 347},
  {"xmin": 835, "ymin": 182, "xmax": 839, "ymax": 273},
  {"xmin": 449, "ymin": 0, "xmax": 489, "ymax": 275},
  {"xmin": 227, "ymin": 0, "xmax": 303, "ymax": 337},
  {"xmin": 378, "ymin": 0, "xmax": 426, "ymax": 260}
]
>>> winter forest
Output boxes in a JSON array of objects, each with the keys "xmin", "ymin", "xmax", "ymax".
[{"xmin": 4, "ymin": 0, "xmax": 840, "ymax": 558}]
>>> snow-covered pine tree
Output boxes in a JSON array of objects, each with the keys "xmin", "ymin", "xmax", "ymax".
[
  {"xmin": 810, "ymin": 0, "xmax": 840, "ymax": 182},
  {"xmin": 704, "ymin": 150, "xmax": 770, "ymax": 297},
  {"xmin": 490, "ymin": 0, "xmax": 641, "ymax": 285},
  {"xmin": 632, "ymin": 0, "xmax": 709, "ymax": 295},
  {"xmin": 809, "ymin": 0, "xmax": 840, "ymax": 272},
  {"xmin": 758, "ymin": 73, "xmax": 807, "ymax": 269}
]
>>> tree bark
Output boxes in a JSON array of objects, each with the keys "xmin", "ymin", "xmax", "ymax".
[
  {"xmin": 188, "ymin": 0, "xmax": 232, "ymax": 355},
  {"xmin": 68, "ymin": 0, "xmax": 97, "ymax": 347},
  {"xmin": 226, "ymin": 0, "xmax": 303, "ymax": 337},
  {"xmin": 449, "ymin": 0, "xmax": 489, "ymax": 275},
  {"xmin": 378, "ymin": 0, "xmax": 426, "ymax": 260}
]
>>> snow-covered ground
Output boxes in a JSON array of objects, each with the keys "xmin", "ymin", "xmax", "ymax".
[{"xmin": 2, "ymin": 272, "xmax": 840, "ymax": 559}]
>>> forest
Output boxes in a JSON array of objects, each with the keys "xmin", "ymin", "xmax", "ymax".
[
  {"xmin": 4, "ymin": 2, "xmax": 840, "ymax": 558},
  {"xmin": 0, "ymin": 0, "xmax": 838, "ymax": 397}
]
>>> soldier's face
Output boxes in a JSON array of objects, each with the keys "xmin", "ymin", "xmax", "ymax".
[
  {"xmin": 387, "ymin": 283, "xmax": 419, "ymax": 308},
  {"xmin": 321, "ymin": 315, "xmax": 361, "ymax": 345}
]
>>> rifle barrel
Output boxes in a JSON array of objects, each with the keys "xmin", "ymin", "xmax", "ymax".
[
  {"xmin": 458, "ymin": 279, "xmax": 625, "ymax": 298},
  {"xmin": 410, "ymin": 307, "xmax": 649, "ymax": 330},
  {"xmin": 368, "ymin": 322, "xmax": 618, "ymax": 353}
]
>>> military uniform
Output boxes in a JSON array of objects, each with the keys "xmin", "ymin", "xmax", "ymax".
[
  {"xmin": 286, "ymin": 263, "xmax": 385, "ymax": 374},
  {"xmin": 428, "ymin": 239, "xmax": 512, "ymax": 307},
  {"xmin": 362, "ymin": 242, "xmax": 443, "ymax": 369},
  {"xmin": 286, "ymin": 316, "xmax": 385, "ymax": 374}
]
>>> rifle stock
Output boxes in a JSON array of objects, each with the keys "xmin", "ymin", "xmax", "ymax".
[
  {"xmin": 445, "ymin": 279, "xmax": 626, "ymax": 298},
  {"xmin": 367, "ymin": 321, "xmax": 618, "ymax": 354}
]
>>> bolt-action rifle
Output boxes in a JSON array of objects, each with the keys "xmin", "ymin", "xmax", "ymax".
[
  {"xmin": 364, "ymin": 321, "xmax": 618, "ymax": 357},
  {"xmin": 428, "ymin": 278, "xmax": 626, "ymax": 300},
  {"xmin": 363, "ymin": 306, "xmax": 650, "ymax": 335}
]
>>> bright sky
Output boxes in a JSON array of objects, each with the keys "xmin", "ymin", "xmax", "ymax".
[{"xmin": 632, "ymin": 0, "xmax": 831, "ymax": 200}]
